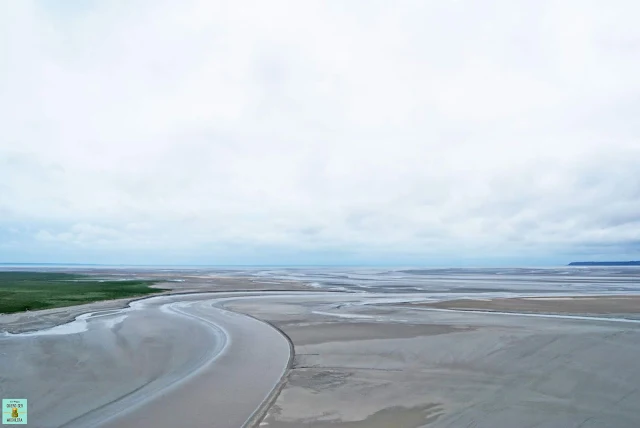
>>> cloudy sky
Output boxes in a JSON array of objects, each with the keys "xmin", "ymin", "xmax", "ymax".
[{"xmin": 2, "ymin": 0, "xmax": 639, "ymax": 266}]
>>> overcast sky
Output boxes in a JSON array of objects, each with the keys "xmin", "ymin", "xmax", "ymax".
[{"xmin": 1, "ymin": 0, "xmax": 639, "ymax": 266}]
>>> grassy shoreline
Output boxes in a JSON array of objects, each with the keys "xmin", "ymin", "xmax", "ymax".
[{"xmin": 0, "ymin": 271, "xmax": 166, "ymax": 314}]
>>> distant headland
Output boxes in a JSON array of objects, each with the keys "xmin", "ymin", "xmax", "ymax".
[{"xmin": 568, "ymin": 261, "xmax": 640, "ymax": 266}]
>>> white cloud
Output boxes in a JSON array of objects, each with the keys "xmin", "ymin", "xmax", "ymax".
[{"xmin": 2, "ymin": 0, "xmax": 640, "ymax": 264}]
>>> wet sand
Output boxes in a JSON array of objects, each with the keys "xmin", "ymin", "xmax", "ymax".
[
  {"xmin": 421, "ymin": 294, "xmax": 640, "ymax": 317},
  {"xmin": 3, "ymin": 272, "xmax": 640, "ymax": 428},
  {"xmin": 0, "ymin": 293, "xmax": 293, "ymax": 428},
  {"xmin": 227, "ymin": 295, "xmax": 640, "ymax": 428}
]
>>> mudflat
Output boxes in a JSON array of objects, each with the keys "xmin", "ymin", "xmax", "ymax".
[
  {"xmin": 4, "ymin": 269, "xmax": 640, "ymax": 428},
  {"xmin": 227, "ymin": 294, "xmax": 640, "ymax": 428},
  {"xmin": 0, "ymin": 275, "xmax": 310, "ymax": 334},
  {"xmin": 0, "ymin": 293, "xmax": 292, "ymax": 428},
  {"xmin": 421, "ymin": 294, "xmax": 640, "ymax": 316}
]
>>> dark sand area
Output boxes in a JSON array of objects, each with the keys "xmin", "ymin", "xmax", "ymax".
[{"xmin": 420, "ymin": 295, "xmax": 640, "ymax": 316}]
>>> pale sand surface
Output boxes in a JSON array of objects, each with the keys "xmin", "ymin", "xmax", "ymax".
[{"xmin": 227, "ymin": 295, "xmax": 640, "ymax": 428}]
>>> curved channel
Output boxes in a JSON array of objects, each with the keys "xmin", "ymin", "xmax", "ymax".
[{"xmin": 0, "ymin": 293, "xmax": 297, "ymax": 428}]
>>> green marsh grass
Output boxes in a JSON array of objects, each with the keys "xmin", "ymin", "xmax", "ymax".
[{"xmin": 0, "ymin": 272, "xmax": 165, "ymax": 314}]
